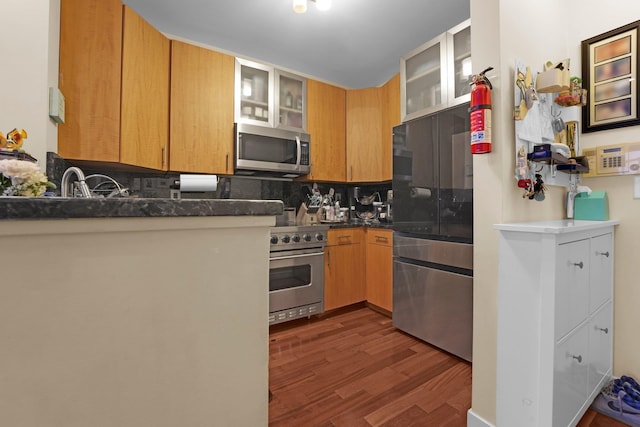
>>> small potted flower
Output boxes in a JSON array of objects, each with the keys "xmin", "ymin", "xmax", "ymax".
[{"xmin": 0, "ymin": 128, "xmax": 55, "ymax": 197}]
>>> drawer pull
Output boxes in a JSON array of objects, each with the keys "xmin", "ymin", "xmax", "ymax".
[
  {"xmin": 573, "ymin": 261, "xmax": 584, "ymax": 269},
  {"xmin": 598, "ymin": 327, "xmax": 609, "ymax": 334},
  {"xmin": 375, "ymin": 236, "xmax": 389, "ymax": 243},
  {"xmin": 596, "ymin": 251, "xmax": 610, "ymax": 258},
  {"xmin": 571, "ymin": 354, "xmax": 583, "ymax": 363}
]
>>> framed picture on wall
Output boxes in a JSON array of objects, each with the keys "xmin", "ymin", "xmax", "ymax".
[{"xmin": 581, "ymin": 20, "xmax": 640, "ymax": 132}]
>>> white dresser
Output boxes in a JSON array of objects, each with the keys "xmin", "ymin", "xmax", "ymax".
[{"xmin": 494, "ymin": 220, "xmax": 619, "ymax": 427}]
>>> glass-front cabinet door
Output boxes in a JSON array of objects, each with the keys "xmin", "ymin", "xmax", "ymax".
[
  {"xmin": 401, "ymin": 20, "xmax": 471, "ymax": 122},
  {"xmin": 235, "ymin": 58, "xmax": 274, "ymax": 127},
  {"xmin": 235, "ymin": 58, "xmax": 307, "ymax": 131},
  {"xmin": 401, "ymin": 33, "xmax": 448, "ymax": 122},
  {"xmin": 447, "ymin": 19, "xmax": 472, "ymax": 106},
  {"xmin": 276, "ymin": 70, "xmax": 307, "ymax": 131}
]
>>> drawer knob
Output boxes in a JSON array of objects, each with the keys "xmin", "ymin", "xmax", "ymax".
[
  {"xmin": 573, "ymin": 261, "xmax": 584, "ymax": 269},
  {"xmin": 597, "ymin": 251, "xmax": 610, "ymax": 258},
  {"xmin": 571, "ymin": 354, "xmax": 583, "ymax": 363},
  {"xmin": 598, "ymin": 327, "xmax": 609, "ymax": 334}
]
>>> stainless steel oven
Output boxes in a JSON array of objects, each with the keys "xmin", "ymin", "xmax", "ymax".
[{"xmin": 269, "ymin": 225, "xmax": 329, "ymax": 325}]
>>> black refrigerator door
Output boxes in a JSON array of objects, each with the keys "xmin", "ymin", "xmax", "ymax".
[
  {"xmin": 438, "ymin": 104, "xmax": 472, "ymax": 242},
  {"xmin": 392, "ymin": 103, "xmax": 472, "ymax": 243}
]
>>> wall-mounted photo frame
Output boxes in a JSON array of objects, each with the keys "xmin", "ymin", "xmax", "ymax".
[{"xmin": 581, "ymin": 20, "xmax": 640, "ymax": 132}]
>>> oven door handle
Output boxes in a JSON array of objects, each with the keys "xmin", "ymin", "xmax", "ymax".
[{"xmin": 270, "ymin": 252, "xmax": 323, "ymax": 261}]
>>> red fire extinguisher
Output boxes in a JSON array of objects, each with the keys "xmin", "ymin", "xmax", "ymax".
[{"xmin": 470, "ymin": 67, "xmax": 494, "ymax": 154}]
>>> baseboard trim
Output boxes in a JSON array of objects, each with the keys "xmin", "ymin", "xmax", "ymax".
[{"xmin": 467, "ymin": 408, "xmax": 495, "ymax": 427}]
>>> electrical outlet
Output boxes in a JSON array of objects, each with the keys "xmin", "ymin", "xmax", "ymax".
[{"xmin": 634, "ymin": 176, "xmax": 640, "ymax": 199}]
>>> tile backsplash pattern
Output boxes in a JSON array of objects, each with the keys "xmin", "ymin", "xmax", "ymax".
[{"xmin": 46, "ymin": 153, "xmax": 391, "ymax": 213}]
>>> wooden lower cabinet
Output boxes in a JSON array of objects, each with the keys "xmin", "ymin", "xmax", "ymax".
[
  {"xmin": 324, "ymin": 227, "xmax": 393, "ymax": 314},
  {"xmin": 365, "ymin": 229, "xmax": 393, "ymax": 312},
  {"xmin": 324, "ymin": 228, "xmax": 365, "ymax": 311}
]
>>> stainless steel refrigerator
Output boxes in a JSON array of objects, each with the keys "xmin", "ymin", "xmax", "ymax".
[{"xmin": 392, "ymin": 103, "xmax": 473, "ymax": 362}]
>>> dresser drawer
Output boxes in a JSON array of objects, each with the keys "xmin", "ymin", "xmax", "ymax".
[
  {"xmin": 554, "ymin": 324, "xmax": 588, "ymax": 427},
  {"xmin": 555, "ymin": 239, "xmax": 590, "ymax": 340},
  {"xmin": 589, "ymin": 233, "xmax": 613, "ymax": 313},
  {"xmin": 588, "ymin": 302, "xmax": 613, "ymax": 393}
]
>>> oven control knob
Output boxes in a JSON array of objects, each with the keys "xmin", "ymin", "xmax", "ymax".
[
  {"xmin": 270, "ymin": 235, "xmax": 279, "ymax": 245},
  {"xmin": 292, "ymin": 234, "xmax": 301, "ymax": 243},
  {"xmin": 281, "ymin": 235, "xmax": 291, "ymax": 243},
  {"xmin": 315, "ymin": 233, "xmax": 324, "ymax": 241},
  {"xmin": 303, "ymin": 233, "xmax": 312, "ymax": 242}
]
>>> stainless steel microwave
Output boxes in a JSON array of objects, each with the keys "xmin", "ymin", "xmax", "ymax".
[{"xmin": 234, "ymin": 123, "xmax": 310, "ymax": 178}]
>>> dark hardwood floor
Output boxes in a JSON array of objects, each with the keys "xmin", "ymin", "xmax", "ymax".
[{"xmin": 269, "ymin": 305, "xmax": 626, "ymax": 427}]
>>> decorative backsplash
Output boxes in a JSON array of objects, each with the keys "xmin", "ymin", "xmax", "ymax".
[{"xmin": 46, "ymin": 152, "xmax": 391, "ymax": 208}]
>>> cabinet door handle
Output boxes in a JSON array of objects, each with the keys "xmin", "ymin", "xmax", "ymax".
[
  {"xmin": 597, "ymin": 327, "xmax": 609, "ymax": 334},
  {"xmin": 162, "ymin": 146, "xmax": 167, "ymax": 167},
  {"xmin": 327, "ymin": 251, "xmax": 331, "ymax": 268},
  {"xmin": 596, "ymin": 251, "xmax": 610, "ymax": 258},
  {"xmin": 573, "ymin": 261, "xmax": 584, "ymax": 269},
  {"xmin": 226, "ymin": 153, "xmax": 230, "ymax": 173},
  {"xmin": 571, "ymin": 354, "xmax": 583, "ymax": 363},
  {"xmin": 375, "ymin": 236, "xmax": 389, "ymax": 243}
]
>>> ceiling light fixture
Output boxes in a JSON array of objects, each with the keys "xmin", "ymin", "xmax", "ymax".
[
  {"xmin": 293, "ymin": 0, "xmax": 307, "ymax": 13},
  {"xmin": 293, "ymin": 0, "xmax": 331, "ymax": 14}
]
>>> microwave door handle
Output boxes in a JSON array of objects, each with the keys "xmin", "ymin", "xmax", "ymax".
[{"xmin": 295, "ymin": 136, "xmax": 301, "ymax": 170}]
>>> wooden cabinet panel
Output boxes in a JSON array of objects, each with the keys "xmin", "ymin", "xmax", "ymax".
[
  {"xmin": 58, "ymin": 0, "xmax": 122, "ymax": 162},
  {"xmin": 381, "ymin": 74, "xmax": 400, "ymax": 181},
  {"xmin": 306, "ymin": 80, "xmax": 346, "ymax": 182},
  {"xmin": 120, "ymin": 5, "xmax": 170, "ymax": 170},
  {"xmin": 59, "ymin": 1, "xmax": 170, "ymax": 171},
  {"xmin": 365, "ymin": 229, "xmax": 393, "ymax": 312},
  {"xmin": 327, "ymin": 227, "xmax": 362, "ymax": 246},
  {"xmin": 325, "ymin": 228, "xmax": 365, "ymax": 311},
  {"xmin": 346, "ymin": 87, "xmax": 383, "ymax": 182},
  {"xmin": 170, "ymin": 41, "xmax": 235, "ymax": 174}
]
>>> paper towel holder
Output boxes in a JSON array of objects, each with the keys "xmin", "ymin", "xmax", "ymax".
[{"xmin": 170, "ymin": 174, "xmax": 218, "ymax": 199}]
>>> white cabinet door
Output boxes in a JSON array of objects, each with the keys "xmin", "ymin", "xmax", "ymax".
[
  {"xmin": 588, "ymin": 302, "xmax": 613, "ymax": 393},
  {"xmin": 555, "ymin": 239, "xmax": 590, "ymax": 339},
  {"xmin": 589, "ymin": 233, "xmax": 613, "ymax": 313},
  {"xmin": 553, "ymin": 325, "xmax": 589, "ymax": 427}
]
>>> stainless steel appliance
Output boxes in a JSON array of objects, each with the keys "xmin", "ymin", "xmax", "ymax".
[
  {"xmin": 269, "ymin": 225, "xmax": 329, "ymax": 325},
  {"xmin": 392, "ymin": 103, "xmax": 473, "ymax": 362},
  {"xmin": 235, "ymin": 123, "xmax": 310, "ymax": 178}
]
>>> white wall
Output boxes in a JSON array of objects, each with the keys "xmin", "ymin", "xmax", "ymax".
[
  {"xmin": 470, "ymin": 0, "xmax": 640, "ymax": 425},
  {"xmin": 0, "ymin": 0, "xmax": 60, "ymax": 169}
]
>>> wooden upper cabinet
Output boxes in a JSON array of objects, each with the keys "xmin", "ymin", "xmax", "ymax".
[
  {"xmin": 346, "ymin": 87, "xmax": 383, "ymax": 182},
  {"xmin": 120, "ymin": 5, "xmax": 170, "ymax": 170},
  {"xmin": 381, "ymin": 74, "xmax": 400, "ymax": 181},
  {"xmin": 58, "ymin": 0, "xmax": 122, "ymax": 162},
  {"xmin": 170, "ymin": 41, "xmax": 235, "ymax": 174},
  {"xmin": 58, "ymin": 1, "xmax": 170, "ymax": 170},
  {"xmin": 306, "ymin": 80, "xmax": 346, "ymax": 182}
]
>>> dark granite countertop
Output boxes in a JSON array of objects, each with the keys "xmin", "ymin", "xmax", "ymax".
[
  {"xmin": 0, "ymin": 197, "xmax": 283, "ymax": 220},
  {"xmin": 328, "ymin": 221, "xmax": 393, "ymax": 230}
]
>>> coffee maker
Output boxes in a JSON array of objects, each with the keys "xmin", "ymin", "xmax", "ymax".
[{"xmin": 349, "ymin": 187, "xmax": 381, "ymax": 223}]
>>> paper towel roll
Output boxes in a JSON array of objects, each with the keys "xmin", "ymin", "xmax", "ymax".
[
  {"xmin": 179, "ymin": 174, "xmax": 218, "ymax": 192},
  {"xmin": 410, "ymin": 187, "xmax": 432, "ymax": 198}
]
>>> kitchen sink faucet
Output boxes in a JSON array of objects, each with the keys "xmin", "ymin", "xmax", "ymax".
[{"xmin": 61, "ymin": 166, "xmax": 92, "ymax": 198}]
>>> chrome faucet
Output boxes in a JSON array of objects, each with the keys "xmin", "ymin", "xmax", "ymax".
[{"xmin": 61, "ymin": 166, "xmax": 92, "ymax": 198}]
